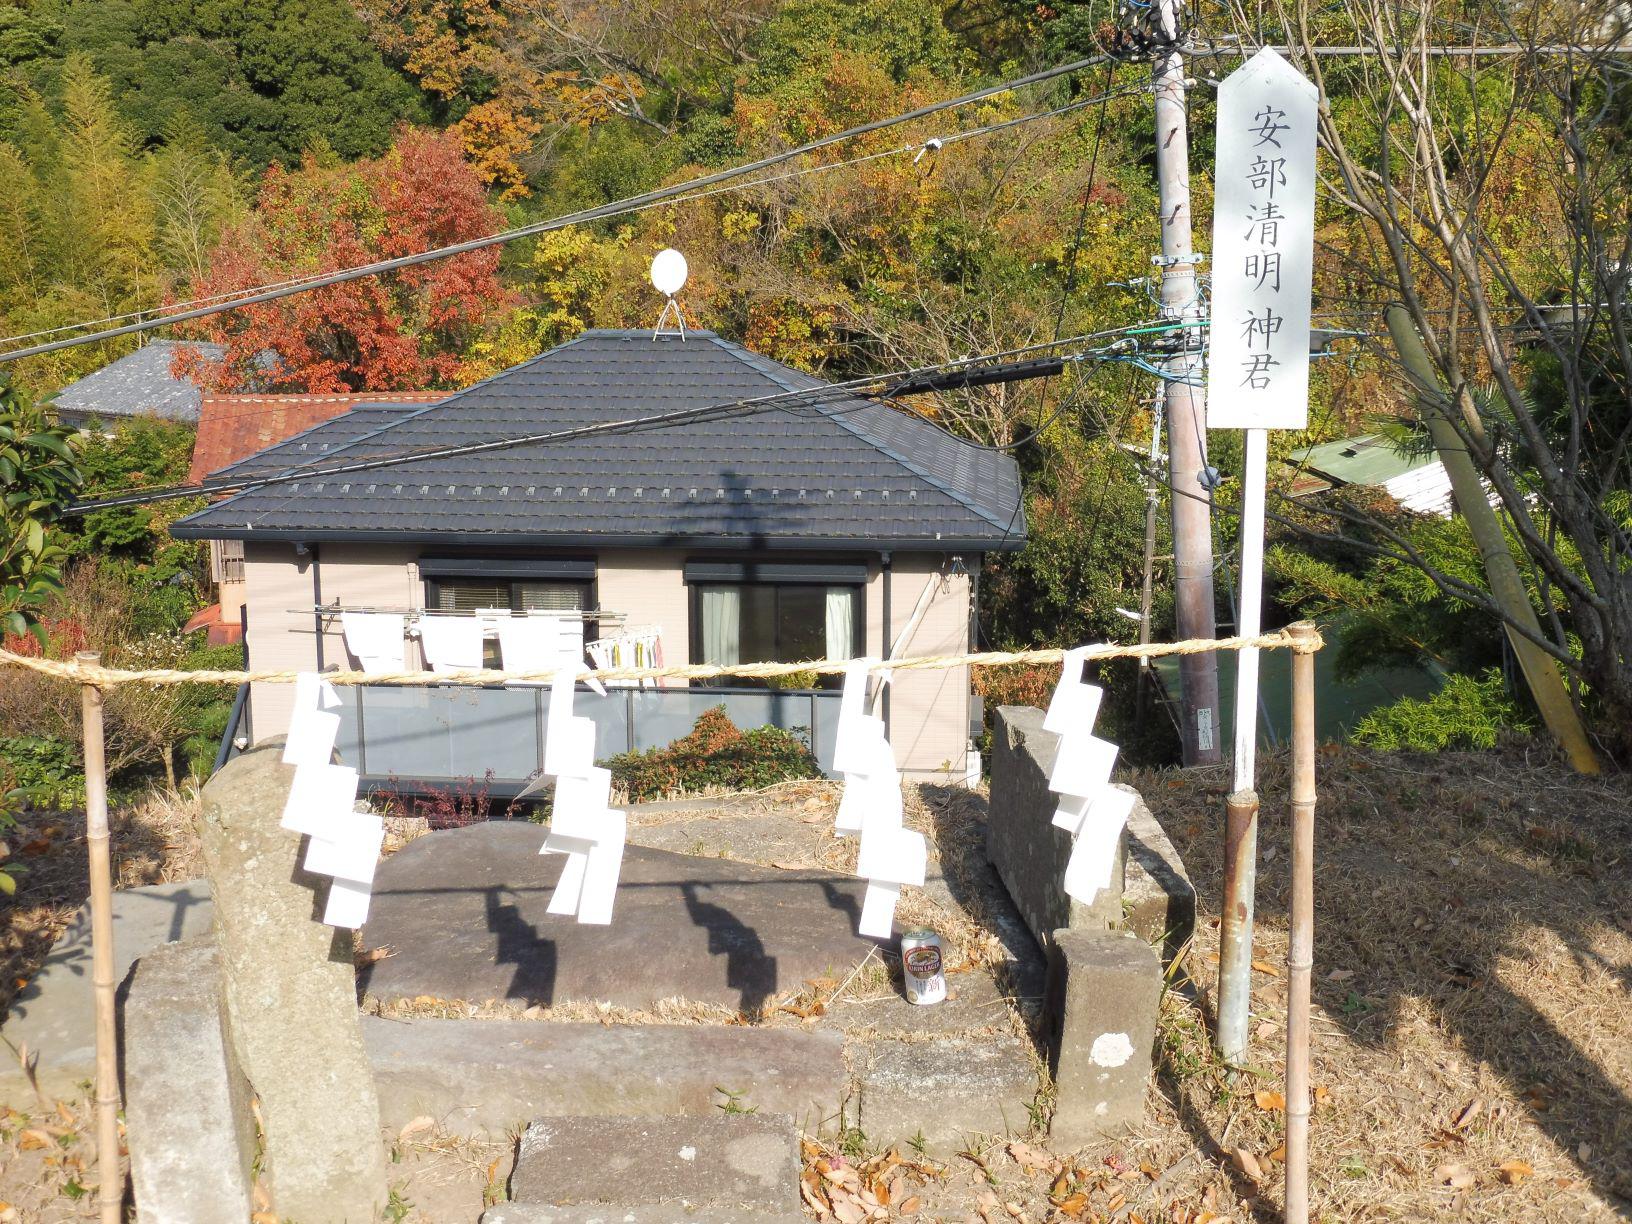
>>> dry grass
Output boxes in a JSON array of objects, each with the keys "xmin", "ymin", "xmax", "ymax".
[
  {"xmin": 802, "ymin": 743, "xmax": 1632, "ymax": 1223},
  {"xmin": 0, "ymin": 786, "xmax": 203, "ymax": 1021}
]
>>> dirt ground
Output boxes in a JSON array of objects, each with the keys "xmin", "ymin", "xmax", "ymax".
[{"xmin": 1, "ymin": 744, "xmax": 1629, "ymax": 1222}]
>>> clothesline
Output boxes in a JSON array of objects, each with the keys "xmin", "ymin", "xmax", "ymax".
[
  {"xmin": 0, "ymin": 627, "xmax": 1322, "ymax": 689},
  {"xmin": 292, "ymin": 605, "xmax": 626, "ymax": 623}
]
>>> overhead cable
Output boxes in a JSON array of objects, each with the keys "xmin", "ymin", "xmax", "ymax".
[{"xmin": 0, "ymin": 54, "xmax": 1117, "ymax": 364}]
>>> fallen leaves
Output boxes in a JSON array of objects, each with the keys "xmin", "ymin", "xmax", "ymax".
[
  {"xmin": 396, "ymin": 1115, "xmax": 434, "ymax": 1143},
  {"xmin": 1451, "ymin": 1099, "xmax": 1483, "ymax": 1130},
  {"xmin": 1230, "ymin": 1148, "xmax": 1264, "ymax": 1182},
  {"xmin": 1433, "ymin": 1162, "xmax": 1476, "ymax": 1190},
  {"xmin": 1252, "ymin": 1090, "xmax": 1285, "ymax": 1112},
  {"xmin": 1495, "ymin": 1158, "xmax": 1534, "ymax": 1185}
]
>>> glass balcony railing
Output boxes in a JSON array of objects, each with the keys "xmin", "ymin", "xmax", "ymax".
[{"xmin": 312, "ymin": 682, "xmax": 844, "ymax": 795}]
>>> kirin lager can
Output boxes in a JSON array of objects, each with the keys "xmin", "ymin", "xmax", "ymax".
[{"xmin": 900, "ymin": 928, "xmax": 946, "ymax": 1005}]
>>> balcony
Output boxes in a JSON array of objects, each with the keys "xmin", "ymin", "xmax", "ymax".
[{"xmin": 304, "ymin": 683, "xmax": 846, "ymax": 797}]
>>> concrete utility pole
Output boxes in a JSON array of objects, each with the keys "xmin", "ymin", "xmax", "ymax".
[{"xmin": 1152, "ymin": 0, "xmax": 1223, "ymax": 766}]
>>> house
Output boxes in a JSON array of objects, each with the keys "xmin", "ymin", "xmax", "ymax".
[
  {"xmin": 189, "ymin": 391, "xmax": 448, "ymax": 636},
  {"xmin": 50, "ymin": 340, "xmax": 224, "ymax": 426},
  {"xmin": 170, "ymin": 330, "xmax": 1026, "ymax": 789},
  {"xmin": 1286, "ymin": 433, "xmax": 1453, "ymax": 516}
]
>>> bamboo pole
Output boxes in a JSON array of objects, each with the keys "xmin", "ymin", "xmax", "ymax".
[
  {"xmin": 1284, "ymin": 622, "xmax": 1318, "ymax": 1224},
  {"xmin": 78, "ymin": 651, "xmax": 122, "ymax": 1224}
]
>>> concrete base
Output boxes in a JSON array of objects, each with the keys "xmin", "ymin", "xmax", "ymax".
[
  {"xmin": 1044, "ymin": 928, "xmax": 1161, "ymax": 1149},
  {"xmin": 484, "ymin": 1208, "xmax": 801, "ymax": 1223},
  {"xmin": 508, "ymin": 1114, "xmax": 800, "ymax": 1215},
  {"xmin": 0, "ymin": 881, "xmax": 213, "ymax": 1105},
  {"xmin": 850, "ymin": 1031, "xmax": 1041, "ymax": 1154},
  {"xmin": 365, "ymin": 1019, "xmax": 849, "ymax": 1139},
  {"xmin": 123, "ymin": 939, "xmax": 255, "ymax": 1224}
]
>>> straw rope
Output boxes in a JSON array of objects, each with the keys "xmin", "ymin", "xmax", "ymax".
[{"xmin": 0, "ymin": 628, "xmax": 1321, "ymax": 689}]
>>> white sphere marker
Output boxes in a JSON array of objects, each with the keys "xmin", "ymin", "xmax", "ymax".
[{"xmin": 650, "ymin": 248, "xmax": 688, "ymax": 296}]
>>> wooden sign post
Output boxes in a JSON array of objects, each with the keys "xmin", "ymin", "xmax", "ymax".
[{"xmin": 1205, "ymin": 46, "xmax": 1318, "ymax": 1064}]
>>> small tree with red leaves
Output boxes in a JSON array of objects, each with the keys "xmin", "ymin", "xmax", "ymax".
[{"xmin": 177, "ymin": 128, "xmax": 509, "ymax": 393}]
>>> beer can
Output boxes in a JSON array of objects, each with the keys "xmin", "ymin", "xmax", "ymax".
[{"xmin": 900, "ymin": 928, "xmax": 946, "ymax": 1005}]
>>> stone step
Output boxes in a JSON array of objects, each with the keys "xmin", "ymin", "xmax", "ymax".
[
  {"xmin": 365, "ymin": 1018, "xmax": 848, "ymax": 1139},
  {"xmin": 488, "ymin": 1114, "xmax": 804, "ymax": 1223},
  {"xmin": 482, "ymin": 1208, "xmax": 799, "ymax": 1223}
]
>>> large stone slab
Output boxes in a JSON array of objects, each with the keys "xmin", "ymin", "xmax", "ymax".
[
  {"xmin": 364, "ymin": 1018, "xmax": 849, "ymax": 1138},
  {"xmin": 508, "ymin": 1114, "xmax": 801, "ymax": 1214},
  {"xmin": 851, "ymin": 1031, "xmax": 1041, "ymax": 1154},
  {"xmin": 1124, "ymin": 799, "xmax": 1197, "ymax": 967},
  {"xmin": 361, "ymin": 822, "xmax": 878, "ymax": 1012},
  {"xmin": 0, "ymin": 880, "xmax": 213, "ymax": 1104},
  {"xmin": 123, "ymin": 939, "xmax": 255, "ymax": 1223},
  {"xmin": 987, "ymin": 706, "xmax": 1127, "ymax": 947},
  {"xmin": 199, "ymin": 741, "xmax": 387, "ymax": 1223}
]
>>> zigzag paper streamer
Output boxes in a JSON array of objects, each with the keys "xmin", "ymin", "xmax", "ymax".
[
  {"xmin": 833, "ymin": 661, "xmax": 925, "ymax": 938},
  {"xmin": 279, "ymin": 673, "xmax": 378, "ymax": 929},
  {"xmin": 1043, "ymin": 645, "xmax": 1131, "ymax": 906},
  {"xmin": 539, "ymin": 665, "xmax": 627, "ymax": 924}
]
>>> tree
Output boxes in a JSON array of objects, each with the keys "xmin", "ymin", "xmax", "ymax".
[
  {"xmin": 0, "ymin": 382, "xmax": 80, "ymax": 647},
  {"xmin": 178, "ymin": 126, "xmax": 509, "ymax": 392},
  {"xmin": 1267, "ymin": 1, "xmax": 1632, "ymax": 755},
  {"xmin": 50, "ymin": 0, "xmax": 426, "ymax": 167}
]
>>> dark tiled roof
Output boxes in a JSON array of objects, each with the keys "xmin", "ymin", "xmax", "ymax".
[
  {"xmin": 190, "ymin": 392, "xmax": 446, "ymax": 484},
  {"xmin": 51, "ymin": 341, "xmax": 223, "ymax": 424},
  {"xmin": 172, "ymin": 331, "xmax": 1026, "ymax": 551}
]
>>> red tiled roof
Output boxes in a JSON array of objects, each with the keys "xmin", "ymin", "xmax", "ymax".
[{"xmin": 188, "ymin": 392, "xmax": 446, "ymax": 485}]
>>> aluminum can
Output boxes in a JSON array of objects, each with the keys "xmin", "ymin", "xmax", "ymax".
[{"xmin": 900, "ymin": 928, "xmax": 946, "ymax": 1005}]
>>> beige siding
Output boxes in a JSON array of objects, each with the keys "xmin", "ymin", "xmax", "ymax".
[
  {"xmin": 595, "ymin": 549, "xmax": 690, "ymax": 683},
  {"xmin": 871, "ymin": 554, "xmax": 972, "ymax": 782},
  {"xmin": 242, "ymin": 542, "xmax": 421, "ymax": 742},
  {"xmin": 241, "ymin": 541, "xmax": 318, "ymax": 740}
]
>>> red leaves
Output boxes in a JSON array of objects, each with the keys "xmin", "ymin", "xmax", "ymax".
[{"xmin": 178, "ymin": 128, "xmax": 509, "ymax": 395}]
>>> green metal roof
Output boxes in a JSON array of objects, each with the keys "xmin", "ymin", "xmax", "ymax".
[{"xmin": 1289, "ymin": 433, "xmax": 1434, "ymax": 488}]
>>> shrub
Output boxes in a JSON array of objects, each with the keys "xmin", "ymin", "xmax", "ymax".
[
  {"xmin": 1352, "ymin": 669, "xmax": 1535, "ymax": 752},
  {"xmin": 0, "ymin": 736, "xmax": 84, "ymax": 808},
  {"xmin": 604, "ymin": 706, "xmax": 822, "ymax": 802}
]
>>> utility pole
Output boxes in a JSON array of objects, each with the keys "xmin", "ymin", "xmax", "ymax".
[{"xmin": 1151, "ymin": 0, "xmax": 1223, "ymax": 766}]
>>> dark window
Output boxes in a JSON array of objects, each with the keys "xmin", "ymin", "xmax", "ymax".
[{"xmin": 690, "ymin": 581, "xmax": 862, "ymax": 689}]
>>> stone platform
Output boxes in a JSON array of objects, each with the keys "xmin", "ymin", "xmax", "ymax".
[{"xmin": 360, "ymin": 822, "xmax": 879, "ymax": 1012}]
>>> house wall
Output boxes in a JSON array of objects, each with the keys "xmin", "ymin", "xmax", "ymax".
[
  {"xmin": 241, "ymin": 541, "xmax": 422, "ymax": 740},
  {"xmin": 871, "ymin": 554, "xmax": 972, "ymax": 783},
  {"xmin": 595, "ymin": 549, "xmax": 690, "ymax": 682},
  {"xmin": 241, "ymin": 543, "xmax": 976, "ymax": 782}
]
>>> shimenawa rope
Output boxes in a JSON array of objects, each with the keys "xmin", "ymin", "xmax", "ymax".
[{"xmin": 0, "ymin": 628, "xmax": 1321, "ymax": 689}]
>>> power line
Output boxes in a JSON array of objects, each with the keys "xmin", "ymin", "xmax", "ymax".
[
  {"xmin": 66, "ymin": 326, "xmax": 1151, "ymax": 515},
  {"xmin": 1, "ymin": 55, "xmax": 1119, "ymax": 366}
]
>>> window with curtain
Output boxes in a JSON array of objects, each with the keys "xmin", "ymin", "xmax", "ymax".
[{"xmin": 692, "ymin": 582, "xmax": 861, "ymax": 688}]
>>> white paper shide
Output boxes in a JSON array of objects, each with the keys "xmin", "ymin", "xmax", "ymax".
[
  {"xmin": 832, "ymin": 661, "xmax": 925, "ymax": 938},
  {"xmin": 1044, "ymin": 647, "xmax": 1133, "ymax": 906},
  {"xmin": 280, "ymin": 674, "xmax": 383, "ymax": 929},
  {"xmin": 539, "ymin": 666, "xmax": 627, "ymax": 924}
]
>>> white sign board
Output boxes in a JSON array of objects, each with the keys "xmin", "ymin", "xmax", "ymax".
[{"xmin": 1206, "ymin": 48, "xmax": 1317, "ymax": 430}]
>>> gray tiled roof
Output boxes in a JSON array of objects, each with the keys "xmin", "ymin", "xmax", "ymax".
[
  {"xmin": 172, "ymin": 331, "xmax": 1026, "ymax": 552},
  {"xmin": 51, "ymin": 341, "xmax": 224, "ymax": 424}
]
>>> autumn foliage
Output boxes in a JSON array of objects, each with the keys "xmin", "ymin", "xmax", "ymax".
[{"xmin": 177, "ymin": 128, "xmax": 508, "ymax": 394}]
